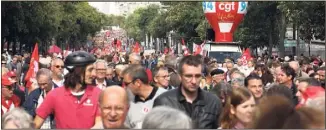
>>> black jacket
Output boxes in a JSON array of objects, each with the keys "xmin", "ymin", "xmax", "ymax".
[
  {"xmin": 92, "ymin": 78, "xmax": 119, "ymax": 87},
  {"xmin": 23, "ymin": 85, "xmax": 58, "ymax": 129},
  {"xmin": 153, "ymin": 87, "xmax": 222, "ymax": 129}
]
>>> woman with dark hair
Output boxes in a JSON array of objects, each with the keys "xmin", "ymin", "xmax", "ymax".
[
  {"xmin": 254, "ymin": 64, "xmax": 274, "ymax": 86},
  {"xmin": 209, "ymin": 82, "xmax": 232, "ymax": 106},
  {"xmin": 309, "ymin": 72, "xmax": 320, "ymax": 81},
  {"xmin": 219, "ymin": 87, "xmax": 256, "ymax": 129},
  {"xmin": 33, "ymin": 51, "xmax": 102, "ymax": 129},
  {"xmin": 249, "ymin": 95, "xmax": 325, "ymax": 129}
]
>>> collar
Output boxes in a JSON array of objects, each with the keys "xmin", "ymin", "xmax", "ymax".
[
  {"xmin": 134, "ymin": 87, "xmax": 158, "ymax": 103},
  {"xmin": 64, "ymin": 85, "xmax": 94, "ymax": 96},
  {"xmin": 96, "ymin": 79, "xmax": 107, "ymax": 86},
  {"xmin": 177, "ymin": 85, "xmax": 204, "ymax": 104}
]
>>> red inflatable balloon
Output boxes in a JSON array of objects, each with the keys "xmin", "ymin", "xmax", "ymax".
[{"xmin": 203, "ymin": 2, "xmax": 248, "ymax": 42}]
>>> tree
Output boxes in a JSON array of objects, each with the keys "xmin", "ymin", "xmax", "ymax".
[
  {"xmin": 2, "ymin": 2, "xmax": 109, "ymax": 53},
  {"xmin": 165, "ymin": 2, "xmax": 203, "ymax": 40},
  {"xmin": 234, "ymin": 1, "xmax": 279, "ymax": 52}
]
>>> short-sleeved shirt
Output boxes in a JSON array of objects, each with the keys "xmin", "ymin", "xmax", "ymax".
[{"xmin": 36, "ymin": 85, "xmax": 101, "ymax": 129}]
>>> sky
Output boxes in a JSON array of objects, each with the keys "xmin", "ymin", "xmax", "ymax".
[{"xmin": 88, "ymin": 2, "xmax": 118, "ymax": 15}]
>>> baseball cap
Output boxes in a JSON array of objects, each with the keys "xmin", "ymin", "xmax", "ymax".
[
  {"xmin": 1, "ymin": 76, "xmax": 14, "ymax": 86},
  {"xmin": 6, "ymin": 71, "xmax": 16, "ymax": 77}
]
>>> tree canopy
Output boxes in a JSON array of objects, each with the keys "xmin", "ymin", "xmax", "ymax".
[{"xmin": 2, "ymin": 2, "xmax": 109, "ymax": 54}]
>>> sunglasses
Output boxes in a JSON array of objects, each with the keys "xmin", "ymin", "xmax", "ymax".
[
  {"xmin": 124, "ymin": 81, "xmax": 133, "ymax": 86},
  {"xmin": 55, "ymin": 65, "xmax": 64, "ymax": 69}
]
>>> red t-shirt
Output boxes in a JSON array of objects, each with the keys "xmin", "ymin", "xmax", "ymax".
[
  {"xmin": 146, "ymin": 68, "xmax": 152, "ymax": 83},
  {"xmin": 1, "ymin": 95, "xmax": 21, "ymax": 115},
  {"xmin": 36, "ymin": 86, "xmax": 101, "ymax": 128}
]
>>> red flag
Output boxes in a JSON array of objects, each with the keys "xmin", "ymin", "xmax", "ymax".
[
  {"xmin": 116, "ymin": 40, "xmax": 122, "ymax": 52},
  {"xmin": 240, "ymin": 48, "xmax": 252, "ymax": 65},
  {"xmin": 296, "ymin": 86, "xmax": 325, "ymax": 108},
  {"xmin": 24, "ymin": 43, "xmax": 39, "ymax": 88},
  {"xmin": 184, "ymin": 49, "xmax": 190, "ymax": 56},
  {"xmin": 133, "ymin": 42, "xmax": 140, "ymax": 53},
  {"xmin": 181, "ymin": 38, "xmax": 185, "ymax": 45},
  {"xmin": 64, "ymin": 46, "xmax": 70, "ymax": 58},
  {"xmin": 193, "ymin": 42, "xmax": 205, "ymax": 56},
  {"xmin": 164, "ymin": 47, "xmax": 169, "ymax": 55}
]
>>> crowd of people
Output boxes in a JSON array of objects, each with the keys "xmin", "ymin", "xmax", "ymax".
[{"xmin": 1, "ymin": 50, "xmax": 325, "ymax": 129}]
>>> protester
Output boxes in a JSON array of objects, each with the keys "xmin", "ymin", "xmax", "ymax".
[
  {"xmin": 50, "ymin": 58, "xmax": 65, "ymax": 87},
  {"xmin": 23, "ymin": 68, "xmax": 57, "ymax": 129},
  {"xmin": 123, "ymin": 64, "xmax": 166, "ymax": 128},
  {"xmin": 152, "ymin": 66, "xmax": 174, "ymax": 90},
  {"xmin": 2, "ymin": 76, "xmax": 22, "ymax": 115},
  {"xmin": 142, "ymin": 106, "xmax": 192, "ymax": 129},
  {"xmin": 219, "ymin": 87, "xmax": 256, "ymax": 129},
  {"xmin": 33, "ymin": 51, "xmax": 102, "ymax": 129},
  {"xmin": 209, "ymin": 82, "xmax": 233, "ymax": 107},
  {"xmin": 244, "ymin": 74, "xmax": 264, "ymax": 102},
  {"xmin": 153, "ymin": 55, "xmax": 222, "ymax": 129},
  {"xmin": 129, "ymin": 53, "xmax": 153, "ymax": 83},
  {"xmin": 316, "ymin": 67, "xmax": 325, "ymax": 87},
  {"xmin": 249, "ymin": 95, "xmax": 325, "ymax": 129},
  {"xmin": 93, "ymin": 60, "xmax": 117, "ymax": 89},
  {"xmin": 276, "ymin": 64, "xmax": 299, "ymax": 105},
  {"xmin": 94, "ymin": 86, "xmax": 129, "ymax": 129},
  {"xmin": 106, "ymin": 67, "xmax": 115, "ymax": 80},
  {"xmin": 265, "ymin": 84, "xmax": 294, "ymax": 103},
  {"xmin": 6, "ymin": 71, "xmax": 25, "ymax": 106},
  {"xmin": 2, "ymin": 108, "xmax": 34, "ymax": 129}
]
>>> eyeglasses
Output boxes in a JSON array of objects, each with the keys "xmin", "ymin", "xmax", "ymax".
[
  {"xmin": 96, "ymin": 68, "xmax": 107, "ymax": 71},
  {"xmin": 156, "ymin": 75, "xmax": 170, "ymax": 79},
  {"xmin": 38, "ymin": 83, "xmax": 48, "ymax": 86},
  {"xmin": 2, "ymin": 86, "xmax": 13, "ymax": 91},
  {"xmin": 123, "ymin": 81, "xmax": 133, "ymax": 86},
  {"xmin": 55, "ymin": 65, "xmax": 64, "ymax": 69}
]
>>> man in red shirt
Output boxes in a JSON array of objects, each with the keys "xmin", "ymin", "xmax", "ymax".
[
  {"xmin": 1, "ymin": 76, "xmax": 21, "ymax": 115},
  {"xmin": 33, "ymin": 51, "xmax": 102, "ymax": 129}
]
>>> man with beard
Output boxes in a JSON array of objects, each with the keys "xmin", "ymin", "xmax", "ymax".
[
  {"xmin": 153, "ymin": 55, "xmax": 222, "ymax": 129},
  {"xmin": 34, "ymin": 51, "xmax": 102, "ymax": 129},
  {"xmin": 50, "ymin": 58, "xmax": 65, "ymax": 87}
]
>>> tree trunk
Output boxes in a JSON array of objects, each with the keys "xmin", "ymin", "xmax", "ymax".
[
  {"xmin": 278, "ymin": 12, "xmax": 286, "ymax": 58},
  {"xmin": 296, "ymin": 25, "xmax": 300, "ymax": 57},
  {"xmin": 13, "ymin": 38, "xmax": 17, "ymax": 55},
  {"xmin": 268, "ymin": 17, "xmax": 274, "ymax": 56}
]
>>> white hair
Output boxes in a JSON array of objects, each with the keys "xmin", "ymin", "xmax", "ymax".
[
  {"xmin": 129, "ymin": 53, "xmax": 141, "ymax": 62},
  {"xmin": 115, "ymin": 64, "xmax": 127, "ymax": 72},
  {"xmin": 142, "ymin": 106, "xmax": 192, "ymax": 129},
  {"xmin": 305, "ymin": 94, "xmax": 325, "ymax": 112},
  {"xmin": 95, "ymin": 60, "xmax": 108, "ymax": 69},
  {"xmin": 1, "ymin": 108, "xmax": 34, "ymax": 129}
]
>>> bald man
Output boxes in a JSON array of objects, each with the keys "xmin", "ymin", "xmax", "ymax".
[
  {"xmin": 95, "ymin": 86, "xmax": 129, "ymax": 129},
  {"xmin": 289, "ymin": 61, "xmax": 308, "ymax": 79},
  {"xmin": 128, "ymin": 53, "xmax": 152, "ymax": 83}
]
